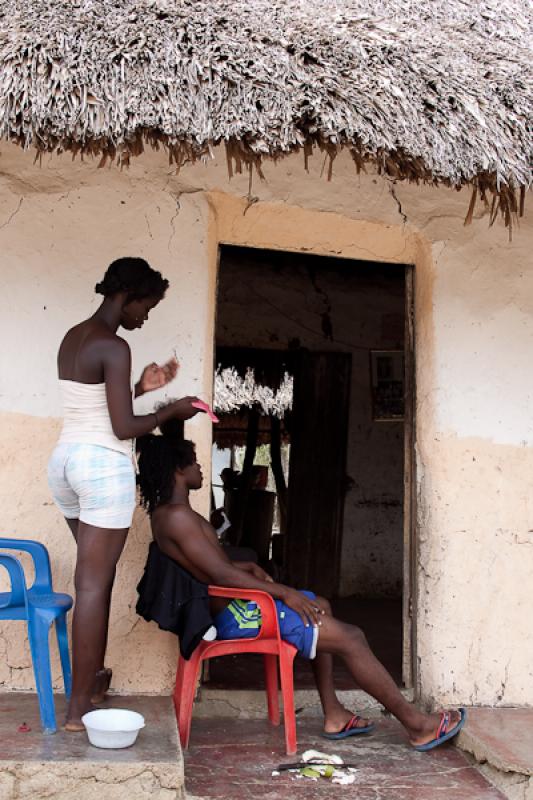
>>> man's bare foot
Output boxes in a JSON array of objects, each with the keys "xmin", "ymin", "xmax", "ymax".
[
  {"xmin": 323, "ymin": 706, "xmax": 373, "ymax": 735},
  {"xmin": 91, "ymin": 667, "xmax": 112, "ymax": 704},
  {"xmin": 408, "ymin": 709, "xmax": 464, "ymax": 748}
]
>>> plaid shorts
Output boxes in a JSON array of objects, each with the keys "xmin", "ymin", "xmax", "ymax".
[{"xmin": 47, "ymin": 442, "xmax": 136, "ymax": 530}]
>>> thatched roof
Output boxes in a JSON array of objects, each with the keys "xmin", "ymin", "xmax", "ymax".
[{"xmin": 0, "ymin": 0, "xmax": 531, "ymax": 221}]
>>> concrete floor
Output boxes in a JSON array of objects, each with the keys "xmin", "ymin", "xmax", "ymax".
[
  {"xmin": 2, "ymin": 692, "xmax": 531, "ymax": 800},
  {"xmin": 184, "ymin": 714, "xmax": 507, "ymax": 800}
]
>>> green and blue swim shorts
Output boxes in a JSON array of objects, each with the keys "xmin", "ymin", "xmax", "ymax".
[{"xmin": 213, "ymin": 590, "xmax": 319, "ymax": 659}]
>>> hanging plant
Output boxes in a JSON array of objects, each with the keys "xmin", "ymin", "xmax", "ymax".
[{"xmin": 214, "ymin": 366, "xmax": 293, "ymax": 418}]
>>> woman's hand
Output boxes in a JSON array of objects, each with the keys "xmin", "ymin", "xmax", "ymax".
[
  {"xmin": 171, "ymin": 396, "xmax": 203, "ymax": 420},
  {"xmin": 279, "ymin": 587, "xmax": 322, "ymax": 627},
  {"xmin": 136, "ymin": 357, "xmax": 179, "ymax": 396}
]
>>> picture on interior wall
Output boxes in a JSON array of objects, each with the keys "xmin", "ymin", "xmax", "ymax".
[{"xmin": 370, "ymin": 350, "xmax": 405, "ymax": 421}]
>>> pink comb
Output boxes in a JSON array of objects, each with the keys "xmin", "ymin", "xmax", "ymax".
[{"xmin": 192, "ymin": 400, "xmax": 220, "ymax": 423}]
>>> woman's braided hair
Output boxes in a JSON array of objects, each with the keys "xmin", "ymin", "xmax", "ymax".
[
  {"xmin": 137, "ymin": 416, "xmax": 196, "ymax": 515},
  {"xmin": 95, "ymin": 257, "xmax": 169, "ymax": 301}
]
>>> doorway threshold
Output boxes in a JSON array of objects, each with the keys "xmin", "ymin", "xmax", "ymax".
[{"xmin": 193, "ymin": 686, "xmax": 414, "ymax": 720}]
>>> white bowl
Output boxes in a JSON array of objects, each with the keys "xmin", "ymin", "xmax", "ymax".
[{"xmin": 81, "ymin": 708, "xmax": 145, "ymax": 749}]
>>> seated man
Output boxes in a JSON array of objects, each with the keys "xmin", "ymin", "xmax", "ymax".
[{"xmin": 137, "ymin": 429, "xmax": 465, "ymax": 751}]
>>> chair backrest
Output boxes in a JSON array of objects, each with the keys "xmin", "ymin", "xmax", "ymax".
[
  {"xmin": 0, "ymin": 538, "xmax": 53, "ymax": 592},
  {"xmin": 208, "ymin": 586, "xmax": 282, "ymax": 643},
  {"xmin": 0, "ymin": 553, "xmax": 28, "ymax": 610}
]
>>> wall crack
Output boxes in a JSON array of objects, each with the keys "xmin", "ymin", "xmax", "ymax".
[
  {"xmin": 387, "ymin": 181, "xmax": 408, "ymax": 225},
  {"xmin": 0, "ymin": 197, "xmax": 23, "ymax": 232}
]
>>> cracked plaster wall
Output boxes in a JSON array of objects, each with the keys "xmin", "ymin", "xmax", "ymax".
[
  {"xmin": 0, "ymin": 150, "xmax": 216, "ymax": 694},
  {"xmin": 0, "ymin": 142, "xmax": 531, "ymax": 705}
]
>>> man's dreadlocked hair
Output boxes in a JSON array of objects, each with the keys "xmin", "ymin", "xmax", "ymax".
[{"xmin": 137, "ymin": 416, "xmax": 196, "ymax": 515}]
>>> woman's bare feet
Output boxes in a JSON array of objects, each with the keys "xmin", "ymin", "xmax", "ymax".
[
  {"xmin": 64, "ymin": 698, "xmax": 96, "ymax": 732},
  {"xmin": 63, "ymin": 719, "xmax": 89, "ymax": 732},
  {"xmin": 64, "ymin": 667, "xmax": 113, "ymax": 729},
  {"xmin": 91, "ymin": 667, "xmax": 112, "ymax": 704}
]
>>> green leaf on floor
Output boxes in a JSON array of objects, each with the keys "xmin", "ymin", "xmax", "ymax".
[{"xmin": 299, "ymin": 767, "xmax": 321, "ymax": 779}]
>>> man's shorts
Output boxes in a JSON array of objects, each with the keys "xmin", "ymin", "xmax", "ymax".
[
  {"xmin": 213, "ymin": 590, "xmax": 319, "ymax": 659},
  {"xmin": 47, "ymin": 442, "xmax": 136, "ymax": 530}
]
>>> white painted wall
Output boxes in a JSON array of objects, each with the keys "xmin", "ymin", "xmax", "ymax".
[{"xmin": 0, "ymin": 141, "xmax": 531, "ymax": 707}]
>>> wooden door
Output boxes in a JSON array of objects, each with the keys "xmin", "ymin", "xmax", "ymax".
[{"xmin": 285, "ymin": 352, "xmax": 351, "ymax": 598}]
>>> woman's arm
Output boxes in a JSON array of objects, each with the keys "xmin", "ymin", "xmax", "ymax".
[{"xmin": 103, "ymin": 339, "xmax": 199, "ymax": 439}]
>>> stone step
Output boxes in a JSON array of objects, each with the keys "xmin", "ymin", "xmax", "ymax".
[
  {"xmin": 458, "ymin": 708, "xmax": 533, "ymax": 800},
  {"xmin": 0, "ymin": 693, "xmax": 184, "ymax": 800},
  {"xmin": 193, "ymin": 686, "xmax": 413, "ymax": 718}
]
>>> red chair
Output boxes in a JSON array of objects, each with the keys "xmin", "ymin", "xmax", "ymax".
[{"xmin": 173, "ymin": 586, "xmax": 298, "ymax": 754}]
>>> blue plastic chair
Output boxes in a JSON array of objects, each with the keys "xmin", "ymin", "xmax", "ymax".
[{"xmin": 0, "ymin": 538, "xmax": 73, "ymax": 734}]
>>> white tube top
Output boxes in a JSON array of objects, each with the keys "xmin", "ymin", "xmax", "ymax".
[{"xmin": 57, "ymin": 380, "xmax": 133, "ymax": 458}]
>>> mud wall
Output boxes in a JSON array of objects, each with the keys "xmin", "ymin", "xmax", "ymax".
[{"xmin": 0, "ymin": 142, "xmax": 531, "ymax": 705}]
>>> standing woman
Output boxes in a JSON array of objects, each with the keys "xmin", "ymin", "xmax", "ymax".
[{"xmin": 48, "ymin": 257, "xmax": 200, "ymax": 730}]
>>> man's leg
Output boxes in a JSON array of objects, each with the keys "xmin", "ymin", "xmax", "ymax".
[
  {"xmin": 311, "ymin": 597, "xmax": 372, "ymax": 733},
  {"xmin": 65, "ymin": 522, "xmax": 128, "ymax": 730},
  {"xmin": 315, "ymin": 608, "xmax": 461, "ymax": 746}
]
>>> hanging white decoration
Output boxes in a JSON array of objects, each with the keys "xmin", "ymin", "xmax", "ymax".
[{"xmin": 214, "ymin": 366, "xmax": 293, "ymax": 418}]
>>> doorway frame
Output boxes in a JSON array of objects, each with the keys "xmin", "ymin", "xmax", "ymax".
[
  {"xmin": 402, "ymin": 266, "xmax": 417, "ymax": 689},
  {"xmin": 208, "ymin": 194, "xmax": 421, "ymax": 690}
]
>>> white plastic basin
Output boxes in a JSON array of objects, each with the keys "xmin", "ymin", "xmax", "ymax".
[{"xmin": 81, "ymin": 708, "xmax": 145, "ymax": 749}]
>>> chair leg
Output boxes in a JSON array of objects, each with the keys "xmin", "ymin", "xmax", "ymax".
[
  {"xmin": 55, "ymin": 614, "xmax": 72, "ymax": 699},
  {"xmin": 175, "ymin": 654, "xmax": 202, "ymax": 749},
  {"xmin": 263, "ymin": 654, "xmax": 280, "ymax": 725},
  {"xmin": 279, "ymin": 647, "xmax": 297, "ymax": 755},
  {"xmin": 27, "ymin": 612, "xmax": 57, "ymax": 734}
]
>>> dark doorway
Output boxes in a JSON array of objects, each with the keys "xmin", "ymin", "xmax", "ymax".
[
  {"xmin": 208, "ymin": 245, "xmax": 413, "ymax": 689},
  {"xmin": 285, "ymin": 351, "xmax": 351, "ymax": 597}
]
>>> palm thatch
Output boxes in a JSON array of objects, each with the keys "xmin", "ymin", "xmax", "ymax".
[{"xmin": 0, "ymin": 0, "xmax": 531, "ymax": 224}]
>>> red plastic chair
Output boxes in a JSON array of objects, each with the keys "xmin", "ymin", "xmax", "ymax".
[{"xmin": 173, "ymin": 586, "xmax": 298, "ymax": 754}]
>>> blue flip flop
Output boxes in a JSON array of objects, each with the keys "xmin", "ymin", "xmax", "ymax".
[
  {"xmin": 322, "ymin": 714, "xmax": 375, "ymax": 740},
  {"xmin": 413, "ymin": 708, "xmax": 467, "ymax": 752}
]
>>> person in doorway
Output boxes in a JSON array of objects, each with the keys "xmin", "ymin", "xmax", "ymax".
[
  {"xmin": 47, "ymin": 257, "xmax": 203, "ymax": 731},
  {"xmin": 136, "ymin": 426, "xmax": 466, "ymax": 751}
]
